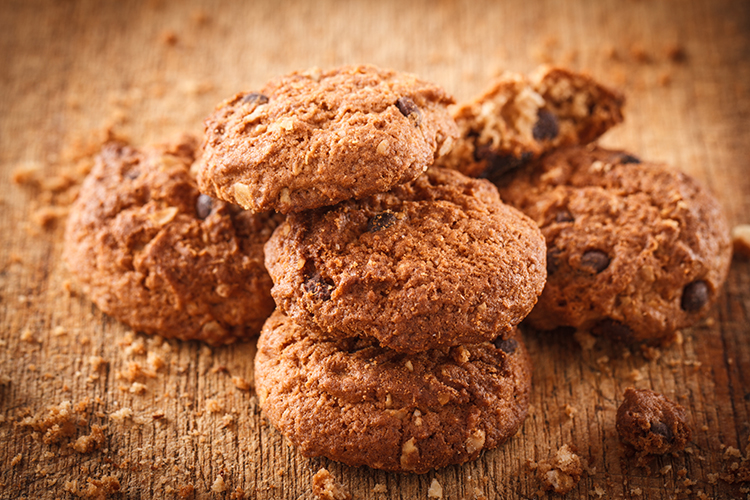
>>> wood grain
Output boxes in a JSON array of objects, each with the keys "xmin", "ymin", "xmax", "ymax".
[{"xmin": 1, "ymin": 0, "xmax": 749, "ymax": 498}]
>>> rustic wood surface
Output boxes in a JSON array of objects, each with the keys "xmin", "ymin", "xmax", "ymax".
[{"xmin": 2, "ymin": 0, "xmax": 750, "ymax": 498}]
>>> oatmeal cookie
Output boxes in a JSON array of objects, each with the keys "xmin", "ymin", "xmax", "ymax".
[
  {"xmin": 64, "ymin": 138, "xmax": 280, "ymax": 344},
  {"xmin": 254, "ymin": 310, "xmax": 532, "ymax": 473},
  {"xmin": 196, "ymin": 65, "xmax": 458, "ymax": 213},
  {"xmin": 264, "ymin": 167, "xmax": 547, "ymax": 353},
  {"xmin": 496, "ymin": 145, "xmax": 732, "ymax": 343},
  {"xmin": 437, "ymin": 66, "xmax": 624, "ymax": 179}
]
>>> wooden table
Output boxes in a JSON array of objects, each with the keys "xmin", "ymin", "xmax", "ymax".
[{"xmin": 2, "ymin": 0, "xmax": 749, "ymax": 498}]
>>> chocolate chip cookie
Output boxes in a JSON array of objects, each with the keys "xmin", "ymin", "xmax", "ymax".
[
  {"xmin": 264, "ymin": 167, "xmax": 547, "ymax": 354},
  {"xmin": 196, "ymin": 65, "xmax": 458, "ymax": 214},
  {"xmin": 437, "ymin": 66, "xmax": 624, "ymax": 179},
  {"xmin": 64, "ymin": 138, "xmax": 280, "ymax": 345},
  {"xmin": 616, "ymin": 387, "xmax": 691, "ymax": 455},
  {"xmin": 495, "ymin": 145, "xmax": 732, "ymax": 344},
  {"xmin": 254, "ymin": 310, "xmax": 532, "ymax": 473}
]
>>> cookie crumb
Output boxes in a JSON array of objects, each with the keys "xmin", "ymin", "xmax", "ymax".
[
  {"xmin": 312, "ymin": 468, "xmax": 351, "ymax": 500},
  {"xmin": 574, "ymin": 330, "xmax": 597, "ymax": 350},
  {"xmin": 109, "ymin": 408, "xmax": 133, "ymax": 422},
  {"xmin": 428, "ymin": 478, "xmax": 443, "ymax": 498},
  {"xmin": 536, "ymin": 444, "xmax": 584, "ymax": 494},
  {"xmin": 231, "ymin": 376, "xmax": 252, "ymax": 391},
  {"xmin": 73, "ymin": 425, "xmax": 106, "ymax": 453},
  {"xmin": 372, "ymin": 483, "xmax": 387, "ymax": 493},
  {"xmin": 206, "ymin": 399, "xmax": 222, "ymax": 413},
  {"xmin": 11, "ymin": 453, "xmax": 22, "ymax": 466},
  {"xmin": 564, "ymin": 404, "xmax": 577, "ymax": 419},
  {"xmin": 211, "ymin": 475, "xmax": 227, "ymax": 493},
  {"xmin": 732, "ymin": 225, "xmax": 750, "ymax": 258}
]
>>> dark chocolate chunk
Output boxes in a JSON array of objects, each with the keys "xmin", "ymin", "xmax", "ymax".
[
  {"xmin": 242, "ymin": 92, "xmax": 269, "ymax": 105},
  {"xmin": 304, "ymin": 273, "xmax": 335, "ymax": 302},
  {"xmin": 492, "ymin": 337, "xmax": 518, "ymax": 354},
  {"xmin": 592, "ymin": 318, "xmax": 633, "ymax": 341},
  {"xmin": 649, "ymin": 421, "xmax": 674, "ymax": 442},
  {"xmin": 579, "ymin": 250, "xmax": 610, "ymax": 274},
  {"xmin": 477, "ymin": 150, "xmax": 532, "ymax": 183},
  {"xmin": 195, "ymin": 194, "xmax": 214, "ymax": 220},
  {"xmin": 395, "ymin": 97, "xmax": 422, "ymax": 126},
  {"xmin": 555, "ymin": 209, "xmax": 575, "ymax": 223},
  {"xmin": 366, "ymin": 212, "xmax": 397, "ymax": 232},
  {"xmin": 618, "ymin": 153, "xmax": 641, "ymax": 164},
  {"xmin": 532, "ymin": 109, "xmax": 559, "ymax": 141},
  {"xmin": 681, "ymin": 280, "xmax": 709, "ymax": 312}
]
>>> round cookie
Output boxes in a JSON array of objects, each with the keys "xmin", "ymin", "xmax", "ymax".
[
  {"xmin": 64, "ymin": 138, "xmax": 280, "ymax": 345},
  {"xmin": 254, "ymin": 309, "xmax": 532, "ymax": 473},
  {"xmin": 196, "ymin": 64, "xmax": 458, "ymax": 214},
  {"xmin": 495, "ymin": 145, "xmax": 732, "ymax": 344},
  {"xmin": 264, "ymin": 166, "xmax": 547, "ymax": 354}
]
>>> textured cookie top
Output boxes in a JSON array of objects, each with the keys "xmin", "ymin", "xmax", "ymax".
[
  {"xmin": 264, "ymin": 167, "xmax": 547, "ymax": 353},
  {"xmin": 196, "ymin": 65, "xmax": 458, "ymax": 213},
  {"xmin": 255, "ymin": 310, "xmax": 532, "ymax": 473},
  {"xmin": 64, "ymin": 138, "xmax": 280, "ymax": 345},
  {"xmin": 496, "ymin": 145, "xmax": 732, "ymax": 343},
  {"xmin": 437, "ymin": 66, "xmax": 624, "ymax": 179}
]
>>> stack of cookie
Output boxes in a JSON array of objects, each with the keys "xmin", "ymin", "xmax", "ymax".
[
  {"xmin": 64, "ymin": 63, "xmax": 732, "ymax": 474},
  {"xmin": 192, "ymin": 65, "xmax": 549, "ymax": 473}
]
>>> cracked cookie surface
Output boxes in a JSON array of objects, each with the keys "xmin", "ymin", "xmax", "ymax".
[
  {"xmin": 495, "ymin": 145, "xmax": 732, "ymax": 343},
  {"xmin": 437, "ymin": 66, "xmax": 624, "ymax": 180},
  {"xmin": 254, "ymin": 310, "xmax": 532, "ymax": 473},
  {"xmin": 264, "ymin": 167, "xmax": 547, "ymax": 353},
  {"xmin": 196, "ymin": 64, "xmax": 458, "ymax": 213},
  {"xmin": 64, "ymin": 138, "xmax": 280, "ymax": 345}
]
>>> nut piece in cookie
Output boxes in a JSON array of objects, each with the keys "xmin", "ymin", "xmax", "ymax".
[
  {"xmin": 437, "ymin": 66, "xmax": 624, "ymax": 180},
  {"xmin": 264, "ymin": 167, "xmax": 547, "ymax": 353},
  {"xmin": 616, "ymin": 387, "xmax": 692, "ymax": 455},
  {"xmin": 196, "ymin": 65, "xmax": 458, "ymax": 213},
  {"xmin": 64, "ymin": 138, "xmax": 280, "ymax": 345},
  {"xmin": 254, "ymin": 310, "xmax": 532, "ymax": 473},
  {"xmin": 496, "ymin": 145, "xmax": 732, "ymax": 344}
]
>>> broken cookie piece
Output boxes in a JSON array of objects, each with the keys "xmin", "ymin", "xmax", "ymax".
[
  {"xmin": 536, "ymin": 444, "xmax": 584, "ymax": 494},
  {"xmin": 616, "ymin": 387, "xmax": 692, "ymax": 455}
]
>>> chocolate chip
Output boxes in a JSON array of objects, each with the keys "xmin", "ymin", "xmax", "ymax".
[
  {"xmin": 546, "ymin": 248, "xmax": 563, "ymax": 275},
  {"xmin": 579, "ymin": 250, "xmax": 610, "ymax": 274},
  {"xmin": 650, "ymin": 421, "xmax": 674, "ymax": 442},
  {"xmin": 681, "ymin": 280, "xmax": 709, "ymax": 312},
  {"xmin": 492, "ymin": 337, "xmax": 518, "ymax": 354},
  {"xmin": 366, "ymin": 212, "xmax": 397, "ymax": 232},
  {"xmin": 619, "ymin": 153, "xmax": 641, "ymax": 164},
  {"xmin": 195, "ymin": 194, "xmax": 214, "ymax": 220},
  {"xmin": 532, "ymin": 109, "xmax": 559, "ymax": 141},
  {"xmin": 395, "ymin": 97, "xmax": 422, "ymax": 126},
  {"xmin": 555, "ymin": 209, "xmax": 574, "ymax": 223},
  {"xmin": 592, "ymin": 318, "xmax": 633, "ymax": 341},
  {"xmin": 304, "ymin": 273, "xmax": 335, "ymax": 302},
  {"xmin": 241, "ymin": 92, "xmax": 269, "ymax": 105},
  {"xmin": 476, "ymin": 150, "xmax": 532, "ymax": 183}
]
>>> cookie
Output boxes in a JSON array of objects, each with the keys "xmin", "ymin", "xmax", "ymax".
[
  {"xmin": 64, "ymin": 138, "xmax": 280, "ymax": 345},
  {"xmin": 196, "ymin": 65, "xmax": 458, "ymax": 213},
  {"xmin": 436, "ymin": 66, "xmax": 624, "ymax": 179},
  {"xmin": 616, "ymin": 388, "xmax": 691, "ymax": 455},
  {"xmin": 254, "ymin": 310, "xmax": 532, "ymax": 473},
  {"xmin": 495, "ymin": 145, "xmax": 732, "ymax": 344},
  {"xmin": 264, "ymin": 167, "xmax": 547, "ymax": 354}
]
